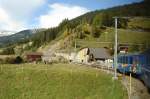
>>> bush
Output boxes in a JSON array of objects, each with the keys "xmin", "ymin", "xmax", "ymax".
[
  {"xmin": 14, "ymin": 56, "xmax": 23, "ymax": 64},
  {"xmin": 1, "ymin": 56, "xmax": 23, "ymax": 64}
]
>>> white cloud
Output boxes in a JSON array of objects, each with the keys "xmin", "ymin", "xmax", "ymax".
[
  {"xmin": 0, "ymin": 1, "xmax": 89, "ymax": 31},
  {"xmin": 0, "ymin": 7, "xmax": 25, "ymax": 31},
  {"xmin": 0, "ymin": 0, "xmax": 46, "ymax": 31},
  {"xmin": 38, "ymin": 3, "xmax": 89, "ymax": 28},
  {"xmin": 0, "ymin": 0, "xmax": 46, "ymax": 20}
]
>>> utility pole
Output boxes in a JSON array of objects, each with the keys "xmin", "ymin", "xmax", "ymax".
[
  {"xmin": 129, "ymin": 73, "xmax": 132, "ymax": 99},
  {"xmin": 75, "ymin": 38, "xmax": 77, "ymax": 52},
  {"xmin": 113, "ymin": 17, "xmax": 130, "ymax": 79},
  {"xmin": 113, "ymin": 17, "xmax": 118, "ymax": 80},
  {"xmin": 74, "ymin": 29, "xmax": 77, "ymax": 52}
]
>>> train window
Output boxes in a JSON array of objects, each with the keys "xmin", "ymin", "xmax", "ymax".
[
  {"xmin": 148, "ymin": 56, "xmax": 150, "ymax": 65},
  {"xmin": 128, "ymin": 56, "xmax": 133, "ymax": 64},
  {"xmin": 140, "ymin": 55, "xmax": 145, "ymax": 65},
  {"xmin": 121, "ymin": 56, "xmax": 124, "ymax": 63},
  {"xmin": 123, "ymin": 56, "xmax": 126, "ymax": 64},
  {"xmin": 119, "ymin": 56, "xmax": 122, "ymax": 63},
  {"xmin": 120, "ymin": 56, "xmax": 123, "ymax": 63},
  {"xmin": 118, "ymin": 56, "xmax": 123, "ymax": 63},
  {"xmin": 124, "ymin": 56, "xmax": 128, "ymax": 64},
  {"xmin": 146, "ymin": 56, "xmax": 148, "ymax": 65},
  {"xmin": 145, "ymin": 56, "xmax": 148, "ymax": 65}
]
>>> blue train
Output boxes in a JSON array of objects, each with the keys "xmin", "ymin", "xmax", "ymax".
[
  {"xmin": 117, "ymin": 53, "xmax": 150, "ymax": 90},
  {"xmin": 117, "ymin": 54, "xmax": 147, "ymax": 75}
]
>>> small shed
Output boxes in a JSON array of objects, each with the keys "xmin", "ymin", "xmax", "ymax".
[{"xmin": 26, "ymin": 52, "xmax": 43, "ymax": 62}]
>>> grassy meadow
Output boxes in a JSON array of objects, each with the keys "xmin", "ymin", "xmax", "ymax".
[
  {"xmin": 0, "ymin": 63, "xmax": 127, "ymax": 99},
  {"xmin": 76, "ymin": 27, "xmax": 150, "ymax": 48}
]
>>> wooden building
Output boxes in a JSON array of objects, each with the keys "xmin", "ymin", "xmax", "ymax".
[{"xmin": 26, "ymin": 52, "xmax": 43, "ymax": 62}]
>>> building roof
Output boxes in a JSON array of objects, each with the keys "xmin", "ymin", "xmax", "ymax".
[{"xmin": 88, "ymin": 48, "xmax": 112, "ymax": 59}]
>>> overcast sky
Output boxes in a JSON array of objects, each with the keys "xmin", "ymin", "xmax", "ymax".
[{"xmin": 0, "ymin": 0, "xmax": 142, "ymax": 31}]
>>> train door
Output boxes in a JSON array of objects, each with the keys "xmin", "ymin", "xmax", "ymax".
[{"xmin": 132, "ymin": 55, "xmax": 142, "ymax": 75}]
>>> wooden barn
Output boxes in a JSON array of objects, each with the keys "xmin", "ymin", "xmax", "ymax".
[
  {"xmin": 75, "ymin": 47, "xmax": 112, "ymax": 63},
  {"xmin": 26, "ymin": 52, "xmax": 43, "ymax": 62}
]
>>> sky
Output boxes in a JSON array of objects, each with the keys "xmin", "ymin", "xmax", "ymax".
[{"xmin": 0, "ymin": 0, "xmax": 142, "ymax": 31}]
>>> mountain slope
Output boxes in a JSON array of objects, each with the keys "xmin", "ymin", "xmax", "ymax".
[
  {"xmin": 71, "ymin": 0, "xmax": 150, "ymax": 26},
  {"xmin": 0, "ymin": 30, "xmax": 16, "ymax": 37},
  {"xmin": 0, "ymin": 29, "xmax": 45, "ymax": 47},
  {"xmin": 27, "ymin": 0, "xmax": 150, "ymax": 53},
  {"xmin": 1, "ymin": 0, "xmax": 150, "ymax": 55}
]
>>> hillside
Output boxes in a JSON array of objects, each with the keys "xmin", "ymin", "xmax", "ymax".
[
  {"xmin": 0, "ymin": 0, "xmax": 150, "ymax": 55},
  {"xmin": 71, "ymin": 0, "xmax": 150, "ymax": 25},
  {"xmin": 76, "ymin": 27, "xmax": 150, "ymax": 50},
  {"xmin": 0, "ymin": 29, "xmax": 45, "ymax": 47},
  {"xmin": 31, "ymin": 0, "xmax": 150, "ymax": 52},
  {"xmin": 0, "ymin": 30, "xmax": 16, "ymax": 37}
]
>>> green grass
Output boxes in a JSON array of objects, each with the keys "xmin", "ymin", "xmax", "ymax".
[
  {"xmin": 0, "ymin": 63, "xmax": 127, "ymax": 99},
  {"xmin": 76, "ymin": 27, "xmax": 150, "ymax": 48},
  {"xmin": 128, "ymin": 17, "xmax": 150, "ymax": 29}
]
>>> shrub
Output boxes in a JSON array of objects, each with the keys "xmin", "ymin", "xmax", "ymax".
[
  {"xmin": 14, "ymin": 56, "xmax": 23, "ymax": 64},
  {"xmin": 1, "ymin": 56, "xmax": 23, "ymax": 64}
]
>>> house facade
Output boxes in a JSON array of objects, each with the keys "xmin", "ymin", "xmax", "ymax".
[
  {"xmin": 26, "ymin": 52, "xmax": 43, "ymax": 62},
  {"xmin": 75, "ymin": 48, "xmax": 89, "ymax": 63},
  {"xmin": 75, "ymin": 47, "xmax": 112, "ymax": 63}
]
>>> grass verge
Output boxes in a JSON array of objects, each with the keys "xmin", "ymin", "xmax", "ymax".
[{"xmin": 0, "ymin": 63, "xmax": 127, "ymax": 99}]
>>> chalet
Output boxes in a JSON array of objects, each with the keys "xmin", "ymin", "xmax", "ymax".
[
  {"xmin": 26, "ymin": 52, "xmax": 43, "ymax": 62},
  {"xmin": 75, "ymin": 48, "xmax": 112, "ymax": 63}
]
